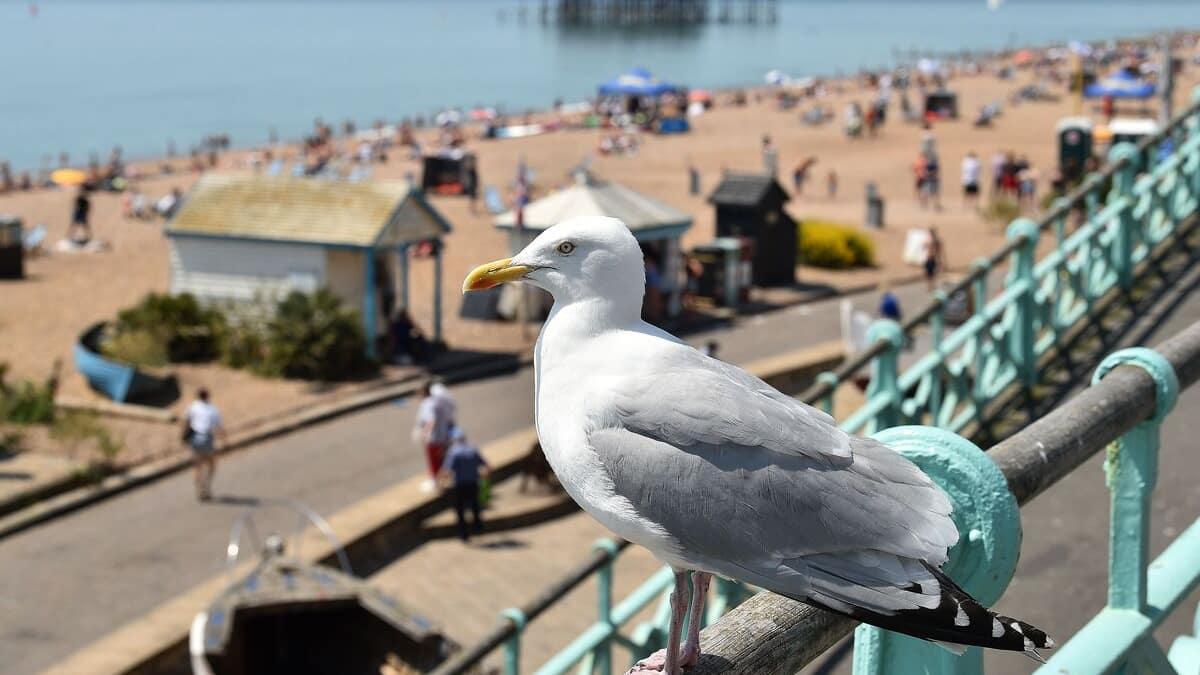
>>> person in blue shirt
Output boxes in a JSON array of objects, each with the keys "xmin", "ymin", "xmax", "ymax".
[
  {"xmin": 439, "ymin": 426, "xmax": 490, "ymax": 541},
  {"xmin": 879, "ymin": 285, "xmax": 902, "ymax": 322}
]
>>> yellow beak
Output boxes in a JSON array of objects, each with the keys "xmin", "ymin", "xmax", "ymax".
[{"xmin": 462, "ymin": 258, "xmax": 533, "ymax": 292}]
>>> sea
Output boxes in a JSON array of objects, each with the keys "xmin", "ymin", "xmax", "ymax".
[{"xmin": 2, "ymin": 0, "xmax": 1198, "ymax": 171}]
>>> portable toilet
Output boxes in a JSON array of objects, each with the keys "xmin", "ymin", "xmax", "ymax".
[{"xmin": 1056, "ymin": 117, "xmax": 1094, "ymax": 183}]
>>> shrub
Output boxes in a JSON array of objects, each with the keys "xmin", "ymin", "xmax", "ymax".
[
  {"xmin": 0, "ymin": 363, "xmax": 56, "ymax": 425},
  {"xmin": 982, "ymin": 198, "xmax": 1021, "ymax": 227},
  {"xmin": 101, "ymin": 329, "xmax": 169, "ymax": 367},
  {"xmin": 262, "ymin": 289, "xmax": 374, "ymax": 380},
  {"xmin": 797, "ymin": 220, "xmax": 876, "ymax": 269},
  {"xmin": 108, "ymin": 293, "xmax": 223, "ymax": 364},
  {"xmin": 216, "ymin": 303, "xmax": 271, "ymax": 371}
]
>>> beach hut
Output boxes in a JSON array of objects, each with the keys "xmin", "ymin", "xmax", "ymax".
[
  {"xmin": 493, "ymin": 171, "xmax": 693, "ymax": 318},
  {"xmin": 708, "ymin": 172, "xmax": 797, "ymax": 286},
  {"xmin": 165, "ymin": 173, "xmax": 452, "ymax": 359}
]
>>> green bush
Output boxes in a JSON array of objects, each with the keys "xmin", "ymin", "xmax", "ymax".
[
  {"xmin": 108, "ymin": 293, "xmax": 223, "ymax": 364},
  {"xmin": 797, "ymin": 220, "xmax": 876, "ymax": 269},
  {"xmin": 0, "ymin": 363, "xmax": 56, "ymax": 425},
  {"xmin": 262, "ymin": 289, "xmax": 374, "ymax": 381},
  {"xmin": 101, "ymin": 329, "xmax": 169, "ymax": 367}
]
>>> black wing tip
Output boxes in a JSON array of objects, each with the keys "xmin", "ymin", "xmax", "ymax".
[{"xmin": 812, "ymin": 562, "xmax": 1055, "ymax": 655}]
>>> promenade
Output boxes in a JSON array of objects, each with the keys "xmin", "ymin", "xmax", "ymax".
[{"xmin": 7, "ymin": 259, "xmax": 1200, "ymax": 674}]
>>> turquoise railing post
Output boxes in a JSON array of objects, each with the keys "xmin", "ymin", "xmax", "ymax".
[
  {"xmin": 864, "ymin": 320, "xmax": 904, "ymax": 430},
  {"xmin": 1005, "ymin": 218, "xmax": 1040, "ymax": 387},
  {"xmin": 1109, "ymin": 142, "xmax": 1142, "ymax": 291},
  {"xmin": 1038, "ymin": 348, "xmax": 1180, "ymax": 673},
  {"xmin": 853, "ymin": 426, "xmax": 1022, "ymax": 675},
  {"xmin": 817, "ymin": 372, "xmax": 839, "ymax": 417},
  {"xmin": 1096, "ymin": 350, "xmax": 1178, "ymax": 614},
  {"xmin": 593, "ymin": 539, "xmax": 619, "ymax": 675},
  {"xmin": 502, "ymin": 608, "xmax": 528, "ymax": 675},
  {"xmin": 930, "ymin": 288, "xmax": 947, "ymax": 417}
]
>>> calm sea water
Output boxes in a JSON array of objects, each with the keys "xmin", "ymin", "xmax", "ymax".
[{"xmin": 1, "ymin": 0, "xmax": 1197, "ymax": 170}]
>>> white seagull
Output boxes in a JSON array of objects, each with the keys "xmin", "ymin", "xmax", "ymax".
[{"xmin": 463, "ymin": 217, "xmax": 1051, "ymax": 674}]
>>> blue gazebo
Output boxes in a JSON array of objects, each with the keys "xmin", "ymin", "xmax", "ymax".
[
  {"xmin": 598, "ymin": 68, "xmax": 679, "ymax": 97},
  {"xmin": 1084, "ymin": 69, "xmax": 1156, "ymax": 99}
]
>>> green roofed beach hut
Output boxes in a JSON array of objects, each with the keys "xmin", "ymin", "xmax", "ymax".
[{"xmin": 165, "ymin": 173, "xmax": 452, "ymax": 358}]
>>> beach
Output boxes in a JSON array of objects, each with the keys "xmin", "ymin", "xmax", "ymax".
[{"xmin": 3, "ymin": 36, "xmax": 1199, "ymax": 465}]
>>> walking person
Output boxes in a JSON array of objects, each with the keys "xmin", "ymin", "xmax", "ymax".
[
  {"xmin": 439, "ymin": 427, "xmax": 490, "ymax": 542},
  {"xmin": 414, "ymin": 381, "xmax": 454, "ymax": 492},
  {"xmin": 183, "ymin": 388, "xmax": 226, "ymax": 501},
  {"xmin": 69, "ymin": 187, "xmax": 91, "ymax": 243},
  {"xmin": 961, "ymin": 151, "xmax": 981, "ymax": 209},
  {"xmin": 923, "ymin": 227, "xmax": 945, "ymax": 291}
]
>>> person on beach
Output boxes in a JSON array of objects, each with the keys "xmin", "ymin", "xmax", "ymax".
[
  {"xmin": 439, "ymin": 426, "xmax": 490, "ymax": 542},
  {"xmin": 761, "ymin": 135, "xmax": 778, "ymax": 177},
  {"xmin": 414, "ymin": 381, "xmax": 455, "ymax": 492},
  {"xmin": 879, "ymin": 284, "xmax": 902, "ymax": 322},
  {"xmin": 961, "ymin": 151, "xmax": 981, "ymax": 209},
  {"xmin": 183, "ymin": 388, "xmax": 226, "ymax": 501},
  {"xmin": 69, "ymin": 188, "xmax": 91, "ymax": 243},
  {"xmin": 923, "ymin": 227, "xmax": 945, "ymax": 291},
  {"xmin": 990, "ymin": 150, "xmax": 1007, "ymax": 196},
  {"xmin": 792, "ymin": 157, "xmax": 817, "ymax": 196},
  {"xmin": 826, "ymin": 169, "xmax": 838, "ymax": 200}
]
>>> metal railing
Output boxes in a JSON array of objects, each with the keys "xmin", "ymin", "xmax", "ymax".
[
  {"xmin": 440, "ymin": 85, "xmax": 1200, "ymax": 674},
  {"xmin": 805, "ymin": 85, "xmax": 1200, "ymax": 433},
  {"xmin": 690, "ymin": 315, "xmax": 1200, "ymax": 674}
]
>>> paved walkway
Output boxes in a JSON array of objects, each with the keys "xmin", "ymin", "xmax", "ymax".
[{"xmin": 0, "ymin": 280, "xmax": 933, "ymax": 675}]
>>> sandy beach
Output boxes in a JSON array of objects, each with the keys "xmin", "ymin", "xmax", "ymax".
[{"xmin": 3, "ymin": 40, "xmax": 1198, "ymax": 463}]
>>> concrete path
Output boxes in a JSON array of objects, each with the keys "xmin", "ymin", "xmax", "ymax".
[{"xmin": 0, "ymin": 280, "xmax": 929, "ymax": 675}]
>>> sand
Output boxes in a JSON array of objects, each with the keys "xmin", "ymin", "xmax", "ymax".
[{"xmin": 2, "ymin": 51, "xmax": 1197, "ymax": 463}]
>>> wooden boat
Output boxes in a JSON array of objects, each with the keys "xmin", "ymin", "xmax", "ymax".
[
  {"xmin": 190, "ymin": 501, "xmax": 457, "ymax": 675},
  {"xmin": 73, "ymin": 322, "xmax": 172, "ymax": 403}
]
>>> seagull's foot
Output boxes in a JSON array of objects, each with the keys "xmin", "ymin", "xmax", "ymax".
[{"xmin": 625, "ymin": 649, "xmax": 674, "ymax": 675}]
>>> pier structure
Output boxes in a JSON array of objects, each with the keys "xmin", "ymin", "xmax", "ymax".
[{"xmin": 536, "ymin": 0, "xmax": 777, "ymax": 26}]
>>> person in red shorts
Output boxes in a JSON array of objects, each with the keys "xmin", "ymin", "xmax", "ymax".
[{"xmin": 413, "ymin": 381, "xmax": 455, "ymax": 491}]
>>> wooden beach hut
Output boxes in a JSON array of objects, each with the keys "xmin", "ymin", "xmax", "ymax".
[
  {"xmin": 708, "ymin": 172, "xmax": 797, "ymax": 286},
  {"xmin": 493, "ymin": 172, "xmax": 693, "ymax": 318},
  {"xmin": 165, "ymin": 173, "xmax": 452, "ymax": 358}
]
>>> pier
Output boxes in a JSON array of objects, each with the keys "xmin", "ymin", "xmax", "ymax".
[{"xmin": 536, "ymin": 0, "xmax": 778, "ymax": 25}]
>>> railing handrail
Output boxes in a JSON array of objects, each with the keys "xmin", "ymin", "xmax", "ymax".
[
  {"xmin": 800, "ymin": 89, "xmax": 1200, "ymax": 408},
  {"xmin": 688, "ymin": 318, "xmax": 1200, "ymax": 674}
]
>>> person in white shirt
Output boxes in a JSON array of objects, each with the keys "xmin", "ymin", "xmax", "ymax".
[
  {"xmin": 961, "ymin": 151, "xmax": 982, "ymax": 208},
  {"xmin": 413, "ymin": 381, "xmax": 456, "ymax": 491},
  {"xmin": 183, "ymin": 388, "xmax": 226, "ymax": 501}
]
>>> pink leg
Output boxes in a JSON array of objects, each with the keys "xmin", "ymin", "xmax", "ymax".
[
  {"xmin": 626, "ymin": 569, "xmax": 690, "ymax": 675},
  {"xmin": 680, "ymin": 572, "xmax": 711, "ymax": 667}
]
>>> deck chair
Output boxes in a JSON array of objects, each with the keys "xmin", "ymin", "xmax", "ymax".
[
  {"xmin": 22, "ymin": 224, "xmax": 47, "ymax": 256},
  {"xmin": 484, "ymin": 186, "xmax": 506, "ymax": 214}
]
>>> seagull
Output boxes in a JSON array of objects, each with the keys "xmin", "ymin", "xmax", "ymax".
[{"xmin": 463, "ymin": 217, "xmax": 1052, "ymax": 674}]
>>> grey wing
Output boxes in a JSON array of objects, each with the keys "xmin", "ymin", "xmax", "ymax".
[
  {"xmin": 610, "ymin": 348, "xmax": 850, "ymax": 461},
  {"xmin": 587, "ymin": 426, "xmax": 959, "ymax": 615}
]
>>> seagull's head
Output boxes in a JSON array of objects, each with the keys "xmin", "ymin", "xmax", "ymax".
[{"xmin": 463, "ymin": 216, "xmax": 645, "ymax": 311}]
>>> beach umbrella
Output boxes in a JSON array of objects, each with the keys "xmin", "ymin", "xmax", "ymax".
[
  {"xmin": 50, "ymin": 168, "xmax": 87, "ymax": 187},
  {"xmin": 598, "ymin": 68, "xmax": 677, "ymax": 97},
  {"xmin": 1012, "ymin": 50, "xmax": 1035, "ymax": 65},
  {"xmin": 688, "ymin": 90, "xmax": 713, "ymax": 103},
  {"xmin": 764, "ymin": 69, "xmax": 790, "ymax": 86},
  {"xmin": 1084, "ymin": 69, "xmax": 1155, "ymax": 99}
]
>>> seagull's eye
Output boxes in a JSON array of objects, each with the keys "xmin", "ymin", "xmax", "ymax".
[{"xmin": 555, "ymin": 241, "xmax": 576, "ymax": 256}]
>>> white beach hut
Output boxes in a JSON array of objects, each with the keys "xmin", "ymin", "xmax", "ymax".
[
  {"xmin": 494, "ymin": 172, "xmax": 693, "ymax": 317},
  {"xmin": 165, "ymin": 173, "xmax": 452, "ymax": 358}
]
